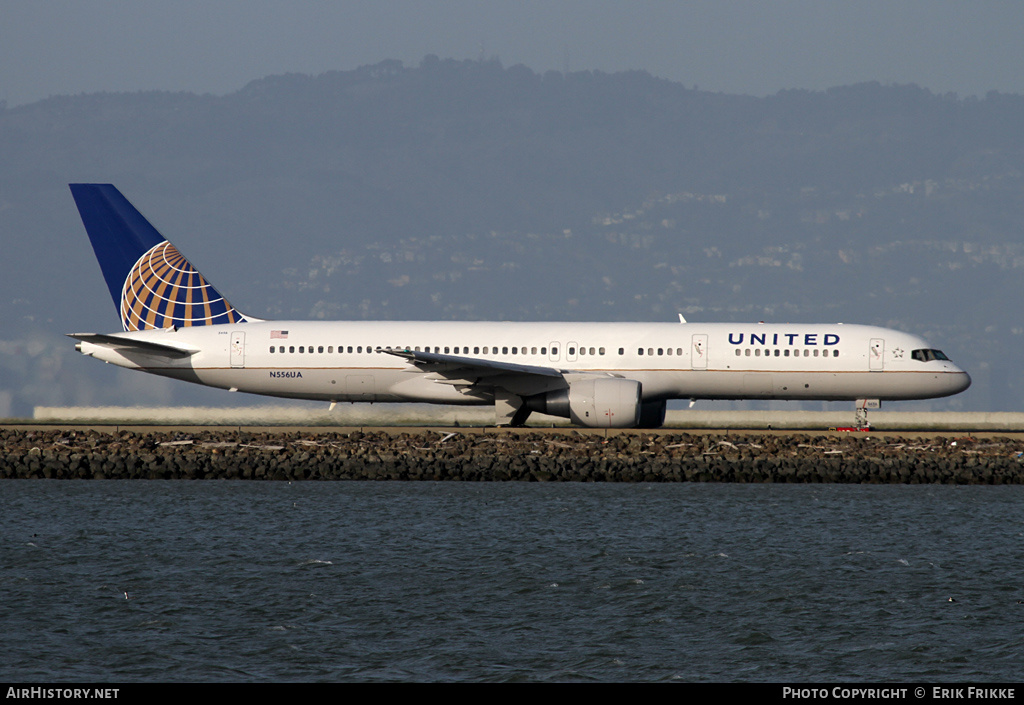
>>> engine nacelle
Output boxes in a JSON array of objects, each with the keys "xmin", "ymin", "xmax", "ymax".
[{"xmin": 526, "ymin": 378, "xmax": 642, "ymax": 428}]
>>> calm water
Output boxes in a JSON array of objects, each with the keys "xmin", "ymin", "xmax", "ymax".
[{"xmin": 2, "ymin": 481, "xmax": 1023, "ymax": 682}]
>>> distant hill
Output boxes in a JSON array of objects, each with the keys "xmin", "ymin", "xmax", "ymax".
[{"xmin": 1, "ymin": 58, "xmax": 1022, "ymax": 416}]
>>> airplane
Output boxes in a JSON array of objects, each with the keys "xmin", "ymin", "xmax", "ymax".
[{"xmin": 67, "ymin": 184, "xmax": 971, "ymax": 429}]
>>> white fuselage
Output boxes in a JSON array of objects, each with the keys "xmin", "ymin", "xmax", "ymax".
[{"xmin": 77, "ymin": 320, "xmax": 971, "ymax": 405}]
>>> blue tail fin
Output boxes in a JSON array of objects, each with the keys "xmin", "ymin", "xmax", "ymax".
[{"xmin": 70, "ymin": 184, "xmax": 250, "ymax": 331}]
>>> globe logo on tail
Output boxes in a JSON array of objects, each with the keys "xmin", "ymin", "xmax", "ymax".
[{"xmin": 120, "ymin": 241, "xmax": 247, "ymax": 331}]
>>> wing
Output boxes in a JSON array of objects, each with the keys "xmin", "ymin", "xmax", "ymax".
[
  {"xmin": 68, "ymin": 333, "xmax": 199, "ymax": 359},
  {"xmin": 382, "ymin": 347, "xmax": 570, "ymax": 398}
]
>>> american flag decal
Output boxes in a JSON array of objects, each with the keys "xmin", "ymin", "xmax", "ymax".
[{"xmin": 271, "ymin": 330, "xmax": 289, "ymax": 339}]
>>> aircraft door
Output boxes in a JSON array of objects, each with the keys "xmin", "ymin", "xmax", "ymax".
[
  {"xmin": 869, "ymin": 338, "xmax": 884, "ymax": 371},
  {"xmin": 230, "ymin": 331, "xmax": 245, "ymax": 368},
  {"xmin": 548, "ymin": 342, "xmax": 560, "ymax": 362},
  {"xmin": 691, "ymin": 334, "xmax": 708, "ymax": 370}
]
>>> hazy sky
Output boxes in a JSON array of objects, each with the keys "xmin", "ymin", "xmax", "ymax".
[{"xmin": 2, "ymin": 1, "xmax": 1022, "ymax": 107}]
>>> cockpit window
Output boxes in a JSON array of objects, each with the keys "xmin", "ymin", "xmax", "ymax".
[{"xmin": 911, "ymin": 349, "xmax": 950, "ymax": 362}]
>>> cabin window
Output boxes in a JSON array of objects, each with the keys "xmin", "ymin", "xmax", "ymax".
[
  {"xmin": 658, "ymin": 348, "xmax": 664, "ymax": 356},
  {"xmin": 735, "ymin": 349, "xmax": 741, "ymax": 356},
  {"xmin": 677, "ymin": 348, "xmax": 683, "ymax": 355},
  {"xmin": 618, "ymin": 348, "xmax": 624, "ymax": 355},
  {"xmin": 745, "ymin": 349, "xmax": 751, "ymax": 357},
  {"xmin": 512, "ymin": 347, "xmax": 518, "ymax": 355},
  {"xmin": 648, "ymin": 348, "xmax": 654, "ymax": 356},
  {"xmin": 541, "ymin": 347, "xmax": 548, "ymax": 355},
  {"xmin": 638, "ymin": 348, "xmax": 644, "ymax": 355},
  {"xmin": 551, "ymin": 347, "xmax": 558, "ymax": 356},
  {"xmin": 318, "ymin": 346, "xmax": 324, "ymax": 353},
  {"xmin": 599, "ymin": 347, "xmax": 605, "ymax": 355},
  {"xmin": 501, "ymin": 347, "xmax": 508, "ymax": 354},
  {"xmin": 833, "ymin": 350, "xmax": 839, "ymax": 357},
  {"xmin": 569, "ymin": 347, "xmax": 576, "ymax": 356},
  {"xmin": 784, "ymin": 349, "xmax": 790, "ymax": 357},
  {"xmin": 755, "ymin": 349, "xmax": 761, "ymax": 357},
  {"xmin": 269, "ymin": 347, "xmax": 275, "ymax": 353}
]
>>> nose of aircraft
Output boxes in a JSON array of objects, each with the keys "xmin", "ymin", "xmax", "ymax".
[{"xmin": 949, "ymin": 369, "xmax": 971, "ymax": 395}]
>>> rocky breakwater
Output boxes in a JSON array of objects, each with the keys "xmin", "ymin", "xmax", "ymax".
[{"xmin": 3, "ymin": 428, "xmax": 1024, "ymax": 483}]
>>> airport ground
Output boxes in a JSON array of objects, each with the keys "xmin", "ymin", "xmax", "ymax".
[
  {"xmin": 22, "ymin": 405, "xmax": 1024, "ymax": 433},
  {"xmin": 4, "ymin": 408, "xmax": 1024, "ymax": 483}
]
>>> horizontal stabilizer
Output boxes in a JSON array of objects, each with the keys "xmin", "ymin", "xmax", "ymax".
[{"xmin": 68, "ymin": 333, "xmax": 199, "ymax": 358}]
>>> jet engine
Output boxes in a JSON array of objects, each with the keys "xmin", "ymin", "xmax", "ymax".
[{"xmin": 525, "ymin": 378, "xmax": 643, "ymax": 428}]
